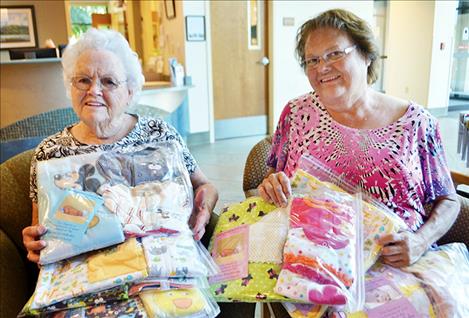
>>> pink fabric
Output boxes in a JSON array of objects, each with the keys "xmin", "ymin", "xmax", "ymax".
[{"xmin": 267, "ymin": 92, "xmax": 455, "ymax": 231}]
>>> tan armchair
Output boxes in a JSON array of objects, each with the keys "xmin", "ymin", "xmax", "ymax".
[{"xmin": 242, "ymin": 136, "xmax": 469, "ymax": 246}]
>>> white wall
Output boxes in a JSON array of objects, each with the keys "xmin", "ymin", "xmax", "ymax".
[
  {"xmin": 427, "ymin": 1, "xmax": 458, "ymax": 109},
  {"xmin": 384, "ymin": 1, "xmax": 458, "ymax": 109},
  {"xmin": 384, "ymin": 1, "xmax": 434, "ymax": 106},
  {"xmin": 270, "ymin": 1, "xmax": 374, "ymax": 130},
  {"xmin": 182, "ymin": 1, "xmax": 213, "ymax": 139}
]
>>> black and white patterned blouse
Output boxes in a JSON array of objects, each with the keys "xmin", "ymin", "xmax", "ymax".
[{"xmin": 29, "ymin": 115, "xmax": 197, "ymax": 203}]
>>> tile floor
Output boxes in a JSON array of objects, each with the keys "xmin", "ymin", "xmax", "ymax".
[
  {"xmin": 189, "ymin": 110, "xmax": 468, "ymax": 216},
  {"xmin": 189, "ymin": 135, "xmax": 266, "ymax": 213}
]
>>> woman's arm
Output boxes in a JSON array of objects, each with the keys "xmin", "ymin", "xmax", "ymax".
[
  {"xmin": 379, "ymin": 194, "xmax": 460, "ymax": 267},
  {"xmin": 22, "ymin": 202, "xmax": 47, "ymax": 263},
  {"xmin": 189, "ymin": 168, "xmax": 219, "ymax": 240}
]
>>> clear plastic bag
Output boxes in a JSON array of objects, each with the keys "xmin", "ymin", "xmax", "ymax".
[
  {"xmin": 139, "ymin": 287, "xmax": 220, "ymax": 318},
  {"xmin": 275, "ymin": 181, "xmax": 364, "ymax": 312},
  {"xmin": 28, "ymin": 238, "xmax": 148, "ymax": 310},
  {"xmin": 328, "ymin": 260, "xmax": 441, "ymax": 317},
  {"xmin": 19, "ymin": 284, "xmax": 130, "ymax": 317},
  {"xmin": 292, "ymin": 155, "xmax": 407, "ymax": 270},
  {"xmin": 142, "ymin": 233, "xmax": 219, "ymax": 278},
  {"xmin": 282, "ymin": 302, "xmax": 328, "ymax": 318},
  {"xmin": 45, "ymin": 296, "xmax": 148, "ymax": 318},
  {"xmin": 36, "ymin": 141, "xmax": 193, "ymax": 264},
  {"xmin": 130, "ymin": 277, "xmax": 210, "ymax": 296},
  {"xmin": 402, "ymin": 243, "xmax": 469, "ymax": 317}
]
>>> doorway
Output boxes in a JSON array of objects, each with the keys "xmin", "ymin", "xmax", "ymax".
[
  {"xmin": 210, "ymin": 0, "xmax": 269, "ymax": 140},
  {"xmin": 450, "ymin": 0, "xmax": 469, "ymax": 110}
]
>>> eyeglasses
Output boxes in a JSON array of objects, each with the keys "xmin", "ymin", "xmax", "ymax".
[
  {"xmin": 71, "ymin": 75, "xmax": 127, "ymax": 91},
  {"xmin": 302, "ymin": 45, "xmax": 357, "ymax": 69}
]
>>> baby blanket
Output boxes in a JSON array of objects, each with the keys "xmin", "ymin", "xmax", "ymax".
[{"xmin": 30, "ymin": 238, "xmax": 148, "ymax": 309}]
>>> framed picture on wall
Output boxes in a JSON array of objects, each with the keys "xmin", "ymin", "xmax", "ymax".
[
  {"xmin": 0, "ymin": 6, "xmax": 38, "ymax": 49},
  {"xmin": 185, "ymin": 16, "xmax": 205, "ymax": 42},
  {"xmin": 164, "ymin": 0, "xmax": 176, "ymax": 20}
]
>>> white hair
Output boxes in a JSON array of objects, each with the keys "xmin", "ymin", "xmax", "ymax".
[{"xmin": 61, "ymin": 28, "xmax": 144, "ymax": 106}]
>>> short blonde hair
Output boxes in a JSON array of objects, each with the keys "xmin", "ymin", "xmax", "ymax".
[{"xmin": 296, "ymin": 9, "xmax": 380, "ymax": 85}]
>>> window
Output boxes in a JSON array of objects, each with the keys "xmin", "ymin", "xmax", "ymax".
[{"xmin": 70, "ymin": 5, "xmax": 108, "ymax": 37}]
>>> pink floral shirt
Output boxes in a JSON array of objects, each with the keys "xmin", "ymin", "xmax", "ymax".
[{"xmin": 267, "ymin": 92, "xmax": 455, "ymax": 231}]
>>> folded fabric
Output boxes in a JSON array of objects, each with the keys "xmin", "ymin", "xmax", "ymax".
[
  {"xmin": 46, "ymin": 297, "xmax": 148, "ymax": 318},
  {"xmin": 275, "ymin": 195, "xmax": 358, "ymax": 306},
  {"xmin": 100, "ymin": 180, "xmax": 192, "ymax": 236},
  {"xmin": 282, "ymin": 302, "xmax": 327, "ymax": 318},
  {"xmin": 142, "ymin": 234, "xmax": 208, "ymax": 278},
  {"xmin": 130, "ymin": 277, "xmax": 207, "ymax": 296},
  {"xmin": 329, "ymin": 262, "xmax": 436, "ymax": 317},
  {"xmin": 19, "ymin": 284, "xmax": 129, "ymax": 317},
  {"xmin": 291, "ymin": 169, "xmax": 406, "ymax": 270},
  {"xmin": 403, "ymin": 243, "xmax": 469, "ymax": 317},
  {"xmin": 209, "ymin": 197, "xmax": 293, "ymax": 302},
  {"xmin": 140, "ymin": 288, "xmax": 220, "ymax": 318},
  {"xmin": 276, "ymin": 267, "xmax": 347, "ymax": 305},
  {"xmin": 37, "ymin": 143, "xmax": 194, "ymax": 239},
  {"xmin": 30, "ymin": 238, "xmax": 148, "ymax": 309},
  {"xmin": 39, "ymin": 191, "xmax": 124, "ymax": 264}
]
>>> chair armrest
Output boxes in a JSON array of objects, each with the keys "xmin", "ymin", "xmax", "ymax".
[{"xmin": 437, "ymin": 194, "xmax": 469, "ymax": 246}]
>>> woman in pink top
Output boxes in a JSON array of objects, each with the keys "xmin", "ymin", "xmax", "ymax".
[{"xmin": 258, "ymin": 9, "xmax": 460, "ymax": 268}]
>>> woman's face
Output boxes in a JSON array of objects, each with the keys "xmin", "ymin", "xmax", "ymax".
[
  {"xmin": 70, "ymin": 49, "xmax": 131, "ymax": 127},
  {"xmin": 304, "ymin": 28, "xmax": 369, "ymax": 107}
]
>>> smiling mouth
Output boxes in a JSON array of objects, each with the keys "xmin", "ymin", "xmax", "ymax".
[
  {"xmin": 320, "ymin": 75, "xmax": 340, "ymax": 83},
  {"xmin": 85, "ymin": 102, "xmax": 106, "ymax": 107}
]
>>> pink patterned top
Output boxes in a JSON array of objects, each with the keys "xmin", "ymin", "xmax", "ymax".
[{"xmin": 267, "ymin": 92, "xmax": 455, "ymax": 231}]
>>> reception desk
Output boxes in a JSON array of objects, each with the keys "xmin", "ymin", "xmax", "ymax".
[{"xmin": 131, "ymin": 82, "xmax": 193, "ymax": 137}]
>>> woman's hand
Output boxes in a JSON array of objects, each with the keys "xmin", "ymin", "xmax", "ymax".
[
  {"xmin": 378, "ymin": 231, "xmax": 428, "ymax": 267},
  {"xmin": 190, "ymin": 186, "xmax": 212, "ymax": 241},
  {"xmin": 189, "ymin": 169, "xmax": 218, "ymax": 241},
  {"xmin": 22, "ymin": 225, "xmax": 47, "ymax": 263},
  {"xmin": 258, "ymin": 171, "xmax": 292, "ymax": 207}
]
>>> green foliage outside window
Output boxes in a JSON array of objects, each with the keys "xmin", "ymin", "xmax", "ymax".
[{"xmin": 70, "ymin": 5, "xmax": 108, "ymax": 37}]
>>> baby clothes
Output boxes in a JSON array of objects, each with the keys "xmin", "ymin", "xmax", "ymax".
[
  {"xmin": 140, "ymin": 288, "xmax": 220, "ymax": 318},
  {"xmin": 19, "ymin": 284, "xmax": 129, "ymax": 317},
  {"xmin": 403, "ymin": 243, "xmax": 469, "ymax": 317},
  {"xmin": 39, "ymin": 193, "xmax": 124, "ymax": 264},
  {"xmin": 282, "ymin": 302, "xmax": 327, "ymax": 318},
  {"xmin": 30, "ymin": 238, "xmax": 148, "ymax": 309},
  {"xmin": 100, "ymin": 180, "xmax": 192, "ymax": 236},
  {"xmin": 275, "ymin": 195, "xmax": 358, "ymax": 306},
  {"xmin": 142, "ymin": 234, "xmax": 208, "ymax": 278},
  {"xmin": 291, "ymin": 169, "xmax": 406, "ymax": 271},
  {"xmin": 345, "ymin": 262, "xmax": 436, "ymax": 318},
  {"xmin": 46, "ymin": 297, "xmax": 148, "ymax": 318}
]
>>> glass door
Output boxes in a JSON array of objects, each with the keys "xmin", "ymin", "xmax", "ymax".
[{"xmin": 450, "ymin": 1, "xmax": 469, "ymax": 107}]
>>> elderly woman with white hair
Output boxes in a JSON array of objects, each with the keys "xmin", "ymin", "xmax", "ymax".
[{"xmin": 22, "ymin": 28, "xmax": 218, "ymax": 262}]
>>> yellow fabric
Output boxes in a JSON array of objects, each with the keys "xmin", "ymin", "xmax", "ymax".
[
  {"xmin": 87, "ymin": 238, "xmax": 147, "ymax": 283},
  {"xmin": 140, "ymin": 288, "xmax": 207, "ymax": 317}
]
